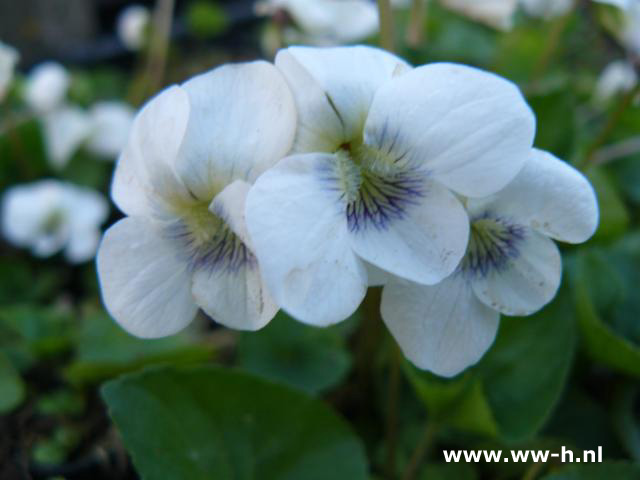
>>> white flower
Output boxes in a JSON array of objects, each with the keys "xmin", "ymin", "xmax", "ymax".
[
  {"xmin": 24, "ymin": 62, "xmax": 70, "ymax": 113},
  {"xmin": 0, "ymin": 41, "xmax": 18, "ymax": 101},
  {"xmin": 520, "ymin": 0, "xmax": 574, "ymax": 19},
  {"xmin": 2, "ymin": 180, "xmax": 108, "ymax": 263},
  {"xmin": 246, "ymin": 46, "xmax": 536, "ymax": 327},
  {"xmin": 439, "ymin": 0, "xmax": 518, "ymax": 30},
  {"xmin": 97, "ymin": 61, "xmax": 296, "ymax": 338},
  {"xmin": 87, "ymin": 101, "xmax": 135, "ymax": 159},
  {"xmin": 255, "ymin": 0, "xmax": 379, "ymax": 45},
  {"xmin": 381, "ymin": 150, "xmax": 598, "ymax": 377},
  {"xmin": 42, "ymin": 105, "xmax": 91, "ymax": 169},
  {"xmin": 595, "ymin": 60, "xmax": 638, "ymax": 102},
  {"xmin": 593, "ymin": 0, "xmax": 633, "ymax": 8},
  {"xmin": 594, "ymin": 0, "xmax": 640, "ymax": 54},
  {"xmin": 117, "ymin": 5, "xmax": 150, "ymax": 51}
]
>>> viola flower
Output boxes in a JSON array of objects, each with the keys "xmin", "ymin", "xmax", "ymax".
[
  {"xmin": 439, "ymin": 0, "xmax": 518, "ymax": 30},
  {"xmin": 87, "ymin": 101, "xmax": 135, "ymax": 159},
  {"xmin": 246, "ymin": 46, "xmax": 536, "ymax": 326},
  {"xmin": 1, "ymin": 180, "xmax": 108, "ymax": 263},
  {"xmin": 97, "ymin": 61, "xmax": 296, "ymax": 338},
  {"xmin": 255, "ymin": 0, "xmax": 379, "ymax": 46},
  {"xmin": 117, "ymin": 4, "xmax": 150, "ymax": 51},
  {"xmin": 42, "ymin": 106, "xmax": 91, "ymax": 169},
  {"xmin": 381, "ymin": 150, "xmax": 598, "ymax": 377},
  {"xmin": 595, "ymin": 60, "xmax": 637, "ymax": 103},
  {"xmin": 0, "ymin": 41, "xmax": 18, "ymax": 102},
  {"xmin": 519, "ymin": 0, "xmax": 574, "ymax": 20},
  {"xmin": 24, "ymin": 61, "xmax": 70, "ymax": 113}
]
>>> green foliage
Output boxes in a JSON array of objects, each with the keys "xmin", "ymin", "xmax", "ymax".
[
  {"xmin": 541, "ymin": 462, "xmax": 640, "ymax": 480},
  {"xmin": 0, "ymin": 351, "xmax": 25, "ymax": 413},
  {"xmin": 237, "ymin": 312, "xmax": 352, "ymax": 394},
  {"xmin": 102, "ymin": 365, "xmax": 369, "ymax": 480},
  {"xmin": 187, "ymin": 1, "xmax": 229, "ymax": 39}
]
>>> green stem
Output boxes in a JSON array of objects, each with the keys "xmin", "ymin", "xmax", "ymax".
[
  {"xmin": 579, "ymin": 84, "xmax": 640, "ymax": 170},
  {"xmin": 402, "ymin": 421, "xmax": 438, "ymax": 480},
  {"xmin": 377, "ymin": 0, "xmax": 395, "ymax": 52},
  {"xmin": 385, "ymin": 343, "xmax": 402, "ymax": 480},
  {"xmin": 406, "ymin": 0, "xmax": 427, "ymax": 48}
]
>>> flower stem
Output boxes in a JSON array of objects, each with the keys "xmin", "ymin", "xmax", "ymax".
[
  {"xmin": 531, "ymin": 2, "xmax": 575, "ymax": 87},
  {"xmin": 377, "ymin": 0, "xmax": 395, "ymax": 52},
  {"xmin": 406, "ymin": 0, "xmax": 427, "ymax": 48},
  {"xmin": 385, "ymin": 342, "xmax": 402, "ymax": 479},
  {"xmin": 402, "ymin": 421, "xmax": 438, "ymax": 480},
  {"xmin": 579, "ymin": 84, "xmax": 640, "ymax": 170}
]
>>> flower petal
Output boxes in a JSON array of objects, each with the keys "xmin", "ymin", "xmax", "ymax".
[
  {"xmin": 191, "ymin": 262, "xmax": 278, "ymax": 331},
  {"xmin": 96, "ymin": 217, "xmax": 197, "ymax": 338},
  {"xmin": 381, "ymin": 275, "xmax": 500, "ymax": 377},
  {"xmin": 42, "ymin": 106, "xmax": 91, "ymax": 169},
  {"xmin": 348, "ymin": 178, "xmax": 470, "ymax": 285},
  {"xmin": 364, "ymin": 62, "xmax": 535, "ymax": 197},
  {"xmin": 111, "ymin": 85, "xmax": 192, "ymax": 218},
  {"xmin": 246, "ymin": 153, "xmax": 367, "ymax": 326},
  {"xmin": 176, "ymin": 61, "xmax": 296, "ymax": 200},
  {"xmin": 275, "ymin": 45, "xmax": 410, "ymax": 152},
  {"xmin": 209, "ymin": 180, "xmax": 253, "ymax": 249},
  {"xmin": 471, "ymin": 228, "xmax": 561, "ymax": 316},
  {"xmin": 439, "ymin": 0, "xmax": 517, "ymax": 30},
  {"xmin": 469, "ymin": 149, "xmax": 599, "ymax": 244}
]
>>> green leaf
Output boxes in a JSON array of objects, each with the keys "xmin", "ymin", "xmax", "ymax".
[
  {"xmin": 237, "ymin": 312, "xmax": 352, "ymax": 394},
  {"xmin": 419, "ymin": 463, "xmax": 477, "ymax": 480},
  {"xmin": 541, "ymin": 462, "xmax": 640, "ymax": 480},
  {"xmin": 102, "ymin": 365, "xmax": 368, "ymax": 480},
  {"xmin": 187, "ymin": 1, "xmax": 229, "ymax": 39},
  {"xmin": 0, "ymin": 351, "xmax": 25, "ymax": 413},
  {"xmin": 571, "ymin": 243, "xmax": 640, "ymax": 377},
  {"xmin": 612, "ymin": 384, "xmax": 640, "ymax": 460},
  {"xmin": 65, "ymin": 311, "xmax": 213, "ymax": 385},
  {"xmin": 404, "ymin": 286, "xmax": 576, "ymax": 442}
]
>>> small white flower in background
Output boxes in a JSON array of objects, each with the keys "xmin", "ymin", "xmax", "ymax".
[
  {"xmin": 255, "ymin": 0, "xmax": 379, "ymax": 46},
  {"xmin": 519, "ymin": 0, "xmax": 574, "ymax": 19},
  {"xmin": 594, "ymin": 0, "xmax": 640, "ymax": 55},
  {"xmin": 42, "ymin": 106, "xmax": 91, "ymax": 169},
  {"xmin": 87, "ymin": 101, "xmax": 135, "ymax": 159},
  {"xmin": 381, "ymin": 150, "xmax": 598, "ymax": 377},
  {"xmin": 2, "ymin": 180, "xmax": 108, "ymax": 263},
  {"xmin": 117, "ymin": 4, "xmax": 151, "ymax": 51},
  {"xmin": 97, "ymin": 61, "xmax": 296, "ymax": 338},
  {"xmin": 595, "ymin": 60, "xmax": 638, "ymax": 102},
  {"xmin": 0, "ymin": 41, "xmax": 18, "ymax": 102},
  {"xmin": 246, "ymin": 45, "xmax": 535, "ymax": 327},
  {"xmin": 439, "ymin": 0, "xmax": 518, "ymax": 30},
  {"xmin": 24, "ymin": 61, "xmax": 70, "ymax": 113}
]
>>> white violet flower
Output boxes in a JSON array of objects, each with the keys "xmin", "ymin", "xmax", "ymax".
[
  {"xmin": 246, "ymin": 45, "xmax": 536, "ymax": 327},
  {"xmin": 595, "ymin": 60, "xmax": 638, "ymax": 102},
  {"xmin": 42, "ymin": 105, "xmax": 92, "ymax": 169},
  {"xmin": 255, "ymin": 0, "xmax": 379, "ymax": 46},
  {"xmin": 0, "ymin": 41, "xmax": 18, "ymax": 102},
  {"xmin": 2, "ymin": 180, "xmax": 109, "ymax": 263},
  {"xmin": 97, "ymin": 61, "xmax": 296, "ymax": 338},
  {"xmin": 87, "ymin": 101, "xmax": 136, "ymax": 159},
  {"xmin": 380, "ymin": 149, "xmax": 598, "ymax": 377},
  {"xmin": 24, "ymin": 61, "xmax": 70, "ymax": 113},
  {"xmin": 117, "ymin": 5, "xmax": 151, "ymax": 51}
]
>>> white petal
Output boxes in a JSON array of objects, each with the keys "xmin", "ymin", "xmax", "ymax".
[
  {"xmin": 349, "ymin": 178, "xmax": 470, "ymax": 285},
  {"xmin": 364, "ymin": 63, "xmax": 535, "ymax": 197},
  {"xmin": 210, "ymin": 180, "xmax": 253, "ymax": 249},
  {"xmin": 25, "ymin": 62, "xmax": 70, "ymax": 113},
  {"xmin": 117, "ymin": 5, "xmax": 150, "ymax": 50},
  {"xmin": 275, "ymin": 45, "xmax": 410, "ymax": 152},
  {"xmin": 520, "ymin": 0, "xmax": 574, "ymax": 19},
  {"xmin": 111, "ymin": 85, "xmax": 192, "ymax": 218},
  {"xmin": 280, "ymin": 0, "xmax": 379, "ymax": 45},
  {"xmin": 87, "ymin": 101, "xmax": 135, "ymax": 158},
  {"xmin": 246, "ymin": 153, "xmax": 367, "ymax": 326},
  {"xmin": 66, "ymin": 229, "xmax": 101, "ymax": 263},
  {"xmin": 469, "ymin": 149, "xmax": 599, "ymax": 244},
  {"xmin": 96, "ymin": 217, "xmax": 197, "ymax": 338},
  {"xmin": 471, "ymin": 228, "xmax": 561, "ymax": 316},
  {"xmin": 595, "ymin": 60, "xmax": 637, "ymax": 102},
  {"xmin": 366, "ymin": 261, "xmax": 390, "ymax": 286},
  {"xmin": 42, "ymin": 106, "xmax": 91, "ymax": 169},
  {"xmin": 192, "ymin": 262, "xmax": 278, "ymax": 331},
  {"xmin": 381, "ymin": 275, "xmax": 500, "ymax": 377},
  {"xmin": 439, "ymin": 0, "xmax": 517, "ymax": 30},
  {"xmin": 176, "ymin": 61, "xmax": 296, "ymax": 200}
]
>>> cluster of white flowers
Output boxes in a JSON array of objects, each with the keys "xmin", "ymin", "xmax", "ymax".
[
  {"xmin": 2, "ymin": 180, "xmax": 108, "ymax": 263},
  {"xmin": 23, "ymin": 62, "xmax": 135, "ymax": 168},
  {"xmin": 97, "ymin": 45, "xmax": 598, "ymax": 376}
]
